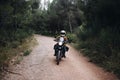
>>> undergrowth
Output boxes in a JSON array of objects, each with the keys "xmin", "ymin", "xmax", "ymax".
[{"xmin": 0, "ymin": 35, "xmax": 37, "ymax": 78}]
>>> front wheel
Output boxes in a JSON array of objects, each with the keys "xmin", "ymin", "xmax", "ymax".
[
  {"xmin": 57, "ymin": 61, "xmax": 59, "ymax": 65},
  {"xmin": 56, "ymin": 51, "xmax": 61, "ymax": 65}
]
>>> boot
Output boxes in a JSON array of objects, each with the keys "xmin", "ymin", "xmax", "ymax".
[
  {"xmin": 54, "ymin": 53, "xmax": 56, "ymax": 56},
  {"xmin": 62, "ymin": 52, "xmax": 66, "ymax": 58},
  {"xmin": 54, "ymin": 50, "xmax": 57, "ymax": 56}
]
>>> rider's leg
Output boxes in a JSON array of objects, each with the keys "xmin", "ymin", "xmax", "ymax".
[
  {"xmin": 62, "ymin": 46, "xmax": 66, "ymax": 58},
  {"xmin": 63, "ymin": 46, "xmax": 69, "ymax": 58},
  {"xmin": 54, "ymin": 49, "xmax": 58, "ymax": 56},
  {"xmin": 66, "ymin": 46, "xmax": 69, "ymax": 51},
  {"xmin": 54, "ymin": 44, "xmax": 58, "ymax": 56}
]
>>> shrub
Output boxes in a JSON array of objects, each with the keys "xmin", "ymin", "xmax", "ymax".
[
  {"xmin": 75, "ymin": 26, "xmax": 120, "ymax": 78},
  {"xmin": 23, "ymin": 49, "xmax": 32, "ymax": 56},
  {"xmin": 66, "ymin": 33, "xmax": 78, "ymax": 43}
]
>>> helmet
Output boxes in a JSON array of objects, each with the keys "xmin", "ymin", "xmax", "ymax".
[{"xmin": 60, "ymin": 30, "xmax": 66, "ymax": 36}]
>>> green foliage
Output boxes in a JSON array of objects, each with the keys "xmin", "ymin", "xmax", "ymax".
[
  {"xmin": 32, "ymin": 2, "xmax": 39, "ymax": 9},
  {"xmin": 74, "ymin": 0, "xmax": 120, "ymax": 78},
  {"xmin": 23, "ymin": 49, "xmax": 32, "ymax": 56},
  {"xmin": 0, "ymin": 0, "xmax": 34, "ymax": 47},
  {"xmin": 76, "ymin": 25, "xmax": 120, "ymax": 78},
  {"xmin": 31, "ymin": 0, "xmax": 83, "ymax": 34},
  {"xmin": 29, "ymin": 10, "xmax": 49, "ymax": 34},
  {"xmin": 0, "ymin": 35, "xmax": 36, "ymax": 74},
  {"xmin": 0, "ymin": 0, "xmax": 37, "ymax": 76},
  {"xmin": 66, "ymin": 33, "xmax": 77, "ymax": 43}
]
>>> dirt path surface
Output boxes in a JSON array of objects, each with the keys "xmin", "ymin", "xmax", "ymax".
[{"xmin": 3, "ymin": 35, "xmax": 118, "ymax": 80}]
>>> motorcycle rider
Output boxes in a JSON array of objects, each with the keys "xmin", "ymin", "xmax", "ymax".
[{"xmin": 54, "ymin": 30, "xmax": 69, "ymax": 58}]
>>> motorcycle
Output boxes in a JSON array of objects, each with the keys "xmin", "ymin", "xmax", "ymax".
[{"xmin": 54, "ymin": 37, "xmax": 65, "ymax": 65}]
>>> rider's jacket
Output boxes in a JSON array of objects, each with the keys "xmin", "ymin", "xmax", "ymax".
[
  {"xmin": 54, "ymin": 35, "xmax": 69, "ymax": 52},
  {"xmin": 54, "ymin": 35, "xmax": 68, "ymax": 44}
]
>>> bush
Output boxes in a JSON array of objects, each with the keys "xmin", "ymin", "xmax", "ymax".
[
  {"xmin": 66, "ymin": 33, "xmax": 78, "ymax": 43},
  {"xmin": 74, "ymin": 25, "xmax": 120, "ymax": 78},
  {"xmin": 23, "ymin": 49, "xmax": 32, "ymax": 56}
]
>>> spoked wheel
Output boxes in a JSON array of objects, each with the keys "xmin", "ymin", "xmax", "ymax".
[
  {"xmin": 56, "ymin": 51, "xmax": 61, "ymax": 65},
  {"xmin": 56, "ymin": 55, "xmax": 60, "ymax": 65}
]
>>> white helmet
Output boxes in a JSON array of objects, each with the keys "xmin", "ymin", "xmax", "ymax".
[{"xmin": 60, "ymin": 30, "xmax": 66, "ymax": 36}]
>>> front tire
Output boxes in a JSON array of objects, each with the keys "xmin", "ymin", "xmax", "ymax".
[
  {"xmin": 57, "ymin": 61, "xmax": 59, "ymax": 65},
  {"xmin": 56, "ymin": 51, "xmax": 61, "ymax": 65}
]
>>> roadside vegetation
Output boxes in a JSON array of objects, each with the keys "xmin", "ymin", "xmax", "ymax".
[
  {"xmin": 0, "ymin": 0, "xmax": 120, "ymax": 79},
  {"xmin": 0, "ymin": 0, "xmax": 38, "ymax": 77},
  {"xmin": 75, "ymin": 1, "xmax": 120, "ymax": 78},
  {"xmin": 0, "ymin": 35, "xmax": 37, "ymax": 79}
]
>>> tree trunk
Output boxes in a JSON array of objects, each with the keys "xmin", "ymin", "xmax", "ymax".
[{"xmin": 68, "ymin": 13, "xmax": 72, "ymax": 33}]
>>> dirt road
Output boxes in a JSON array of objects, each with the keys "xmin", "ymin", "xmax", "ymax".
[{"xmin": 3, "ymin": 35, "xmax": 118, "ymax": 80}]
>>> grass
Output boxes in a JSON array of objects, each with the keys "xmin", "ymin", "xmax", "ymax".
[
  {"xmin": 73, "ymin": 39, "xmax": 120, "ymax": 79},
  {"xmin": 0, "ymin": 35, "xmax": 37, "ymax": 69},
  {"xmin": 23, "ymin": 49, "xmax": 32, "ymax": 56}
]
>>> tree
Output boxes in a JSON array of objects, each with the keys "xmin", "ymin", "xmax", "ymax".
[
  {"xmin": 0, "ymin": 0, "xmax": 34, "ymax": 46},
  {"xmin": 76, "ymin": 0, "xmax": 120, "ymax": 78},
  {"xmin": 45, "ymin": 0, "xmax": 83, "ymax": 33}
]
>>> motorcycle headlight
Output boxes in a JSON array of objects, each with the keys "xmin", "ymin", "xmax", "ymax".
[{"xmin": 58, "ymin": 42, "xmax": 63, "ymax": 46}]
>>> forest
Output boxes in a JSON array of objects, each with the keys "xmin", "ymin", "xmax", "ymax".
[{"xmin": 0, "ymin": 0, "xmax": 120, "ymax": 78}]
